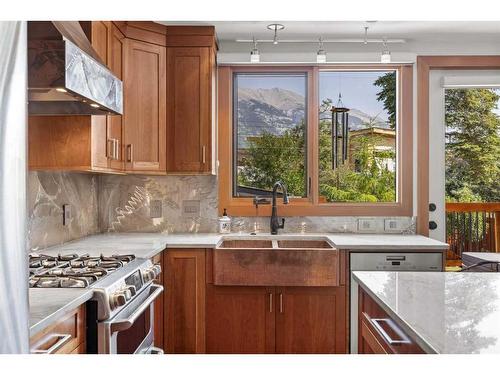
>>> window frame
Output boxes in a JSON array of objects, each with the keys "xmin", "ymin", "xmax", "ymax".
[
  {"xmin": 232, "ymin": 70, "xmax": 310, "ymax": 199},
  {"xmin": 218, "ymin": 64, "xmax": 413, "ymax": 217}
]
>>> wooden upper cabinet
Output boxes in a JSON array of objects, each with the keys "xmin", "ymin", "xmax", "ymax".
[
  {"xmin": 89, "ymin": 21, "xmax": 111, "ymax": 65},
  {"xmin": 166, "ymin": 47, "xmax": 214, "ymax": 174},
  {"xmin": 107, "ymin": 23, "xmax": 125, "ymax": 171},
  {"xmin": 123, "ymin": 38, "xmax": 166, "ymax": 173}
]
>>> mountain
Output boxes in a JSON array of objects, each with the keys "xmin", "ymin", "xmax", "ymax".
[
  {"xmin": 237, "ymin": 88, "xmax": 306, "ymax": 147},
  {"xmin": 237, "ymin": 87, "xmax": 389, "ymax": 147}
]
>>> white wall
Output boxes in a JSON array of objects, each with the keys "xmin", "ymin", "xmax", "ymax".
[{"xmin": 218, "ymin": 40, "xmax": 500, "ymax": 64}]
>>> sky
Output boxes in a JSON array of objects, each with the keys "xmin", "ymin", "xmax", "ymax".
[
  {"xmin": 236, "ymin": 71, "xmax": 391, "ymax": 121},
  {"xmin": 319, "ymin": 71, "xmax": 390, "ymax": 121}
]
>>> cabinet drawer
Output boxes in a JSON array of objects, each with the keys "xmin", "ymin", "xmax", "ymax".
[
  {"xmin": 30, "ymin": 305, "xmax": 86, "ymax": 354},
  {"xmin": 358, "ymin": 288, "xmax": 423, "ymax": 354}
]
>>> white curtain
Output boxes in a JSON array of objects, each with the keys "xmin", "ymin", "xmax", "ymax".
[{"xmin": 0, "ymin": 21, "xmax": 29, "ymax": 354}]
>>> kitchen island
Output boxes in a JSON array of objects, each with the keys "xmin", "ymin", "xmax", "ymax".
[{"xmin": 353, "ymin": 271, "xmax": 500, "ymax": 354}]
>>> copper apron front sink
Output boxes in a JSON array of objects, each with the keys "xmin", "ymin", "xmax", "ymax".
[
  {"xmin": 213, "ymin": 238, "xmax": 339, "ymax": 287},
  {"xmin": 218, "ymin": 239, "xmax": 273, "ymax": 248},
  {"xmin": 277, "ymin": 240, "xmax": 333, "ymax": 249}
]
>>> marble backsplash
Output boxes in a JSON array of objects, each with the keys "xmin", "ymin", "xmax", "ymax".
[
  {"xmin": 28, "ymin": 172, "xmax": 99, "ymax": 250},
  {"xmin": 99, "ymin": 174, "xmax": 218, "ymax": 233},
  {"xmin": 28, "ymin": 171, "xmax": 415, "ymax": 250}
]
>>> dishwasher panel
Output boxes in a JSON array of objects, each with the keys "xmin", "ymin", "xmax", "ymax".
[{"xmin": 349, "ymin": 252, "xmax": 443, "ymax": 353}]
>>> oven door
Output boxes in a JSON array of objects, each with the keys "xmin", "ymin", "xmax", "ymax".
[{"xmin": 98, "ymin": 284, "xmax": 163, "ymax": 354}]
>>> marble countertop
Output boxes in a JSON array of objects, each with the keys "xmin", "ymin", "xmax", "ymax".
[
  {"xmin": 29, "ymin": 288, "xmax": 93, "ymax": 337},
  {"xmin": 353, "ymin": 271, "xmax": 500, "ymax": 354},
  {"xmin": 36, "ymin": 232, "xmax": 447, "ymax": 259}
]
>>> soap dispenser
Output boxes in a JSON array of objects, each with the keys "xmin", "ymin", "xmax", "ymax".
[{"xmin": 218, "ymin": 208, "xmax": 231, "ymax": 234}]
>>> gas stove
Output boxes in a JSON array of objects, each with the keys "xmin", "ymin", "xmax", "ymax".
[
  {"xmin": 29, "ymin": 253, "xmax": 136, "ymax": 288},
  {"xmin": 29, "ymin": 251, "xmax": 163, "ymax": 353}
]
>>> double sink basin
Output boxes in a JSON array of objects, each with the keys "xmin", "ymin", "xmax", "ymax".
[{"xmin": 213, "ymin": 237, "xmax": 339, "ymax": 287}]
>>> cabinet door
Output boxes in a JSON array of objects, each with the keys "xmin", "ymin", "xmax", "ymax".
[
  {"xmin": 164, "ymin": 249, "xmax": 206, "ymax": 353},
  {"xmin": 275, "ymin": 287, "xmax": 346, "ymax": 354},
  {"xmin": 90, "ymin": 21, "xmax": 111, "ymax": 65},
  {"xmin": 123, "ymin": 39, "xmax": 166, "ymax": 173},
  {"xmin": 89, "ymin": 21, "xmax": 112, "ymax": 171},
  {"xmin": 166, "ymin": 47, "xmax": 212, "ymax": 173},
  {"xmin": 358, "ymin": 288, "xmax": 424, "ymax": 354},
  {"xmin": 107, "ymin": 23, "xmax": 125, "ymax": 171},
  {"xmin": 206, "ymin": 285, "xmax": 275, "ymax": 354}
]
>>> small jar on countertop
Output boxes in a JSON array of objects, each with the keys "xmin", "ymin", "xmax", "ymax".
[{"xmin": 218, "ymin": 208, "xmax": 231, "ymax": 234}]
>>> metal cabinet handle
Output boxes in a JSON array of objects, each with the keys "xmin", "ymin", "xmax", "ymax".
[
  {"xmin": 114, "ymin": 139, "xmax": 120, "ymax": 160},
  {"xmin": 107, "ymin": 139, "xmax": 115, "ymax": 159},
  {"xmin": 31, "ymin": 333, "xmax": 72, "ymax": 354},
  {"xmin": 110, "ymin": 284, "xmax": 163, "ymax": 334},
  {"xmin": 279, "ymin": 293, "xmax": 283, "ymax": 313},
  {"xmin": 370, "ymin": 318, "xmax": 411, "ymax": 346},
  {"xmin": 202, "ymin": 145, "xmax": 206, "ymax": 164},
  {"xmin": 126, "ymin": 144, "xmax": 133, "ymax": 163},
  {"xmin": 269, "ymin": 293, "xmax": 273, "ymax": 313}
]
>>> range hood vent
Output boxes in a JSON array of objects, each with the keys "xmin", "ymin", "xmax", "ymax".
[{"xmin": 28, "ymin": 21, "xmax": 123, "ymax": 116}]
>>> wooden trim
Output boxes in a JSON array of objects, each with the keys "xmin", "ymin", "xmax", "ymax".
[
  {"xmin": 416, "ymin": 56, "xmax": 500, "ymax": 235},
  {"xmin": 113, "ymin": 21, "xmax": 167, "ymax": 46},
  {"xmin": 446, "ymin": 202, "xmax": 500, "ymax": 212},
  {"xmin": 218, "ymin": 64, "xmax": 413, "ymax": 217}
]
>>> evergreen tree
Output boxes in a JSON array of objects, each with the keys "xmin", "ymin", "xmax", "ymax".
[
  {"xmin": 445, "ymin": 89, "xmax": 500, "ymax": 202},
  {"xmin": 374, "ymin": 72, "xmax": 397, "ymax": 129}
]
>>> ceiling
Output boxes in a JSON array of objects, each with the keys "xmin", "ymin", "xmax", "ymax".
[{"xmin": 159, "ymin": 21, "xmax": 500, "ymax": 44}]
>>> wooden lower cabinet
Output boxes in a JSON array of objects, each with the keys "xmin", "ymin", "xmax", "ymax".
[
  {"xmin": 206, "ymin": 285, "xmax": 346, "ymax": 354},
  {"xmin": 206, "ymin": 285, "xmax": 275, "ymax": 353},
  {"xmin": 160, "ymin": 248, "xmax": 348, "ymax": 354},
  {"xmin": 276, "ymin": 287, "xmax": 346, "ymax": 354},
  {"xmin": 164, "ymin": 249, "xmax": 206, "ymax": 353},
  {"xmin": 30, "ymin": 305, "xmax": 86, "ymax": 354},
  {"xmin": 358, "ymin": 287, "xmax": 424, "ymax": 354}
]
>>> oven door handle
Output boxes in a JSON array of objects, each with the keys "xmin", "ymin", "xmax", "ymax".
[{"xmin": 110, "ymin": 284, "xmax": 163, "ymax": 334}]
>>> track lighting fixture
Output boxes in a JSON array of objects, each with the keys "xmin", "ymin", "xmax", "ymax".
[
  {"xmin": 316, "ymin": 37, "xmax": 327, "ymax": 63},
  {"xmin": 381, "ymin": 37, "xmax": 391, "ymax": 63},
  {"xmin": 267, "ymin": 23, "xmax": 284, "ymax": 45},
  {"xmin": 250, "ymin": 36, "xmax": 260, "ymax": 63}
]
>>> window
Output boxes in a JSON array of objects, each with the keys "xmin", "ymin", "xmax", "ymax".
[
  {"xmin": 218, "ymin": 65, "xmax": 412, "ymax": 217},
  {"xmin": 318, "ymin": 70, "xmax": 397, "ymax": 203},
  {"xmin": 233, "ymin": 73, "xmax": 308, "ymax": 198}
]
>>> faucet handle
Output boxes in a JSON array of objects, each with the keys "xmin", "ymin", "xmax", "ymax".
[{"xmin": 280, "ymin": 218, "xmax": 285, "ymax": 229}]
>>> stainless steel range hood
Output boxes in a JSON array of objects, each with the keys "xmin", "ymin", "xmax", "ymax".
[{"xmin": 28, "ymin": 21, "xmax": 123, "ymax": 115}]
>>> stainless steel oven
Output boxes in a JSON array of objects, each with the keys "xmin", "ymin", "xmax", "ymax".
[{"xmin": 98, "ymin": 283, "xmax": 163, "ymax": 354}]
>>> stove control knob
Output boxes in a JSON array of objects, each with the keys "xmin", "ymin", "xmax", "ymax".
[
  {"xmin": 152, "ymin": 265, "xmax": 162, "ymax": 278},
  {"xmin": 110, "ymin": 292, "xmax": 127, "ymax": 309},
  {"xmin": 122, "ymin": 288, "xmax": 132, "ymax": 301},
  {"xmin": 125, "ymin": 285, "xmax": 137, "ymax": 297},
  {"xmin": 143, "ymin": 269, "xmax": 154, "ymax": 283}
]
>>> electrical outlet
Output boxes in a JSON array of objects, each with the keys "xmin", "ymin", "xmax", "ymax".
[
  {"xmin": 182, "ymin": 200, "xmax": 200, "ymax": 217},
  {"xmin": 384, "ymin": 219, "xmax": 402, "ymax": 232},
  {"xmin": 357, "ymin": 218, "xmax": 376, "ymax": 232},
  {"xmin": 62, "ymin": 204, "xmax": 72, "ymax": 226},
  {"xmin": 150, "ymin": 200, "xmax": 163, "ymax": 218}
]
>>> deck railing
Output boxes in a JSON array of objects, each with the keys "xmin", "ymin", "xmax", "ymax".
[{"xmin": 446, "ymin": 202, "xmax": 500, "ymax": 259}]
